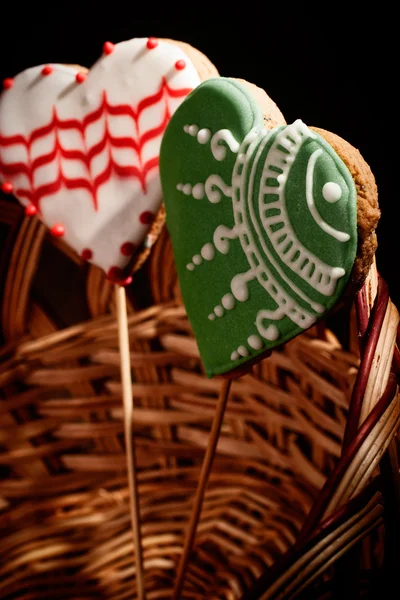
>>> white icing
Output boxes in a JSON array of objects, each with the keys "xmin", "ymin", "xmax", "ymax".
[
  {"xmin": 213, "ymin": 225, "xmax": 239, "ymax": 254},
  {"xmin": 205, "ymin": 174, "xmax": 232, "ymax": 203},
  {"xmin": 256, "ymin": 310, "xmax": 284, "ymax": 341},
  {"xmin": 192, "ymin": 254, "xmax": 202, "ymax": 265},
  {"xmin": 306, "ymin": 149, "xmax": 350, "ymax": 242},
  {"xmin": 177, "ymin": 175, "xmax": 233, "ymax": 204},
  {"xmin": 253, "ymin": 121, "xmax": 347, "ymax": 295},
  {"xmin": 186, "ymin": 263, "xmax": 195, "ymax": 271},
  {"xmin": 222, "ymin": 293, "xmax": 235, "ymax": 310},
  {"xmin": 178, "ymin": 175, "xmax": 232, "ymax": 204},
  {"xmin": 322, "ymin": 181, "xmax": 342, "ymax": 203},
  {"xmin": 265, "ymin": 325, "xmax": 279, "ymax": 341},
  {"xmin": 331, "ymin": 266, "xmax": 346, "ymax": 279},
  {"xmin": 231, "ymin": 120, "xmax": 349, "ymax": 343},
  {"xmin": 201, "ymin": 243, "xmax": 215, "ymax": 261},
  {"xmin": 208, "ymin": 314, "xmax": 216, "ymax": 321},
  {"xmin": 0, "ymin": 39, "xmax": 201, "ymax": 275},
  {"xmin": 231, "ymin": 351, "xmax": 240, "ymax": 361},
  {"xmin": 248, "ymin": 335, "xmax": 263, "ymax": 350},
  {"xmin": 214, "ymin": 305, "xmax": 224, "ymax": 317},
  {"xmin": 230, "ymin": 270, "xmax": 255, "ymax": 302},
  {"xmin": 211, "ymin": 129, "xmax": 240, "ymax": 161},
  {"xmin": 186, "ymin": 225, "xmax": 238, "ymax": 275},
  {"xmin": 238, "ymin": 345, "xmax": 249, "ymax": 357},
  {"xmin": 245, "ymin": 127, "xmax": 324, "ymax": 311},
  {"xmin": 188, "ymin": 124, "xmax": 199, "ymax": 136},
  {"xmin": 192, "ymin": 183, "xmax": 205, "ymax": 199},
  {"xmin": 231, "ymin": 126, "xmax": 320, "ymax": 331},
  {"xmin": 197, "ymin": 128, "xmax": 211, "ymax": 144}
]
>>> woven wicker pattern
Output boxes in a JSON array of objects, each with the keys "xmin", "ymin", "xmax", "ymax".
[{"xmin": 0, "ymin": 193, "xmax": 399, "ymax": 599}]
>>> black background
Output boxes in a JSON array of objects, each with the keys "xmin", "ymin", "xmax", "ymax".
[{"xmin": 0, "ymin": 8, "xmax": 398, "ymax": 306}]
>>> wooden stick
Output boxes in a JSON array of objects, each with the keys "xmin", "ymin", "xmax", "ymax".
[
  {"xmin": 115, "ymin": 285, "xmax": 145, "ymax": 600},
  {"xmin": 172, "ymin": 377, "xmax": 233, "ymax": 599}
]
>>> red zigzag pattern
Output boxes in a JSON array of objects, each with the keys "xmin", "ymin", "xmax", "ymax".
[{"xmin": 0, "ymin": 78, "xmax": 192, "ymax": 210}]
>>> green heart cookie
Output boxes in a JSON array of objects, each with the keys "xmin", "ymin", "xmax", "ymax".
[{"xmin": 160, "ymin": 78, "xmax": 357, "ymax": 378}]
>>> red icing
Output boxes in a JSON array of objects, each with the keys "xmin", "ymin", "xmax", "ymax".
[
  {"xmin": 41, "ymin": 65, "xmax": 53, "ymax": 76},
  {"xmin": 1, "ymin": 181, "xmax": 13, "ymax": 194},
  {"xmin": 146, "ymin": 38, "xmax": 159, "ymax": 49},
  {"xmin": 139, "ymin": 211, "xmax": 154, "ymax": 225},
  {"xmin": 120, "ymin": 241, "xmax": 136, "ymax": 256},
  {"xmin": 81, "ymin": 248, "xmax": 93, "ymax": 260},
  {"xmin": 76, "ymin": 72, "xmax": 87, "ymax": 84},
  {"xmin": 103, "ymin": 42, "xmax": 115, "ymax": 55},
  {"xmin": 175, "ymin": 60, "xmax": 186, "ymax": 71},
  {"xmin": 50, "ymin": 223, "xmax": 65, "ymax": 237},
  {"xmin": 107, "ymin": 266, "xmax": 132, "ymax": 286},
  {"xmin": 25, "ymin": 204, "xmax": 38, "ymax": 216},
  {"xmin": 3, "ymin": 78, "xmax": 14, "ymax": 90},
  {"xmin": 0, "ymin": 79, "xmax": 193, "ymax": 213}
]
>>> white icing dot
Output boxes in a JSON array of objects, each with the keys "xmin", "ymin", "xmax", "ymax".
[
  {"xmin": 237, "ymin": 153, "xmax": 246, "ymax": 162},
  {"xmin": 192, "ymin": 183, "xmax": 205, "ymax": 199},
  {"xmin": 197, "ymin": 128, "xmax": 211, "ymax": 144},
  {"xmin": 238, "ymin": 345, "xmax": 249, "ymax": 357},
  {"xmin": 208, "ymin": 314, "xmax": 216, "ymax": 321},
  {"xmin": 177, "ymin": 183, "xmax": 183, "ymax": 191},
  {"xmin": 201, "ymin": 243, "xmax": 215, "ymax": 261},
  {"xmin": 186, "ymin": 263, "xmax": 195, "ymax": 271},
  {"xmin": 265, "ymin": 325, "xmax": 279, "ymax": 341},
  {"xmin": 231, "ymin": 351, "xmax": 240, "ymax": 361},
  {"xmin": 188, "ymin": 124, "xmax": 199, "ymax": 136},
  {"xmin": 322, "ymin": 182, "xmax": 342, "ymax": 203},
  {"xmin": 248, "ymin": 335, "xmax": 263, "ymax": 350},
  {"xmin": 192, "ymin": 254, "xmax": 202, "ymax": 265},
  {"xmin": 183, "ymin": 125, "xmax": 190, "ymax": 133},
  {"xmin": 332, "ymin": 266, "xmax": 345, "ymax": 278},
  {"xmin": 214, "ymin": 305, "xmax": 224, "ymax": 317},
  {"xmin": 183, "ymin": 184, "xmax": 192, "ymax": 195},
  {"xmin": 222, "ymin": 293, "xmax": 235, "ymax": 310}
]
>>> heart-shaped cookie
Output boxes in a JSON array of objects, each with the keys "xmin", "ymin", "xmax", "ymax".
[
  {"xmin": 160, "ymin": 78, "xmax": 358, "ymax": 377},
  {"xmin": 0, "ymin": 38, "xmax": 204, "ymax": 281}
]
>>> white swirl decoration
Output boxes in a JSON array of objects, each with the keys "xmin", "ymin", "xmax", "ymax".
[{"xmin": 231, "ymin": 119, "xmax": 356, "ymax": 342}]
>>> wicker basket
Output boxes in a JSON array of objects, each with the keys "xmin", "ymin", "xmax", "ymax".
[{"xmin": 0, "ymin": 190, "xmax": 399, "ymax": 600}]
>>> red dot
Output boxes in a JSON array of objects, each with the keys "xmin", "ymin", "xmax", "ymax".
[
  {"xmin": 81, "ymin": 248, "xmax": 93, "ymax": 261},
  {"xmin": 3, "ymin": 78, "xmax": 14, "ymax": 90},
  {"xmin": 118, "ymin": 275, "xmax": 132, "ymax": 287},
  {"xmin": 41, "ymin": 65, "xmax": 53, "ymax": 76},
  {"xmin": 76, "ymin": 72, "xmax": 87, "ymax": 84},
  {"xmin": 120, "ymin": 275, "xmax": 132, "ymax": 286},
  {"xmin": 146, "ymin": 37, "xmax": 159, "ymax": 49},
  {"xmin": 107, "ymin": 266, "xmax": 132, "ymax": 286},
  {"xmin": 50, "ymin": 224, "xmax": 65, "ymax": 237},
  {"xmin": 175, "ymin": 60, "xmax": 186, "ymax": 71},
  {"xmin": 1, "ymin": 181, "xmax": 13, "ymax": 194},
  {"xmin": 25, "ymin": 204, "xmax": 37, "ymax": 216},
  {"xmin": 120, "ymin": 242, "xmax": 136, "ymax": 256},
  {"xmin": 107, "ymin": 266, "xmax": 122, "ymax": 280},
  {"xmin": 139, "ymin": 211, "xmax": 155, "ymax": 225},
  {"xmin": 103, "ymin": 41, "xmax": 115, "ymax": 55}
]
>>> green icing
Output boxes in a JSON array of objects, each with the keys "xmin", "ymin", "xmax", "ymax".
[{"xmin": 160, "ymin": 78, "xmax": 357, "ymax": 378}]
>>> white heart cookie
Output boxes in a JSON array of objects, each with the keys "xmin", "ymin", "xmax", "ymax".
[{"xmin": 0, "ymin": 38, "xmax": 201, "ymax": 281}]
